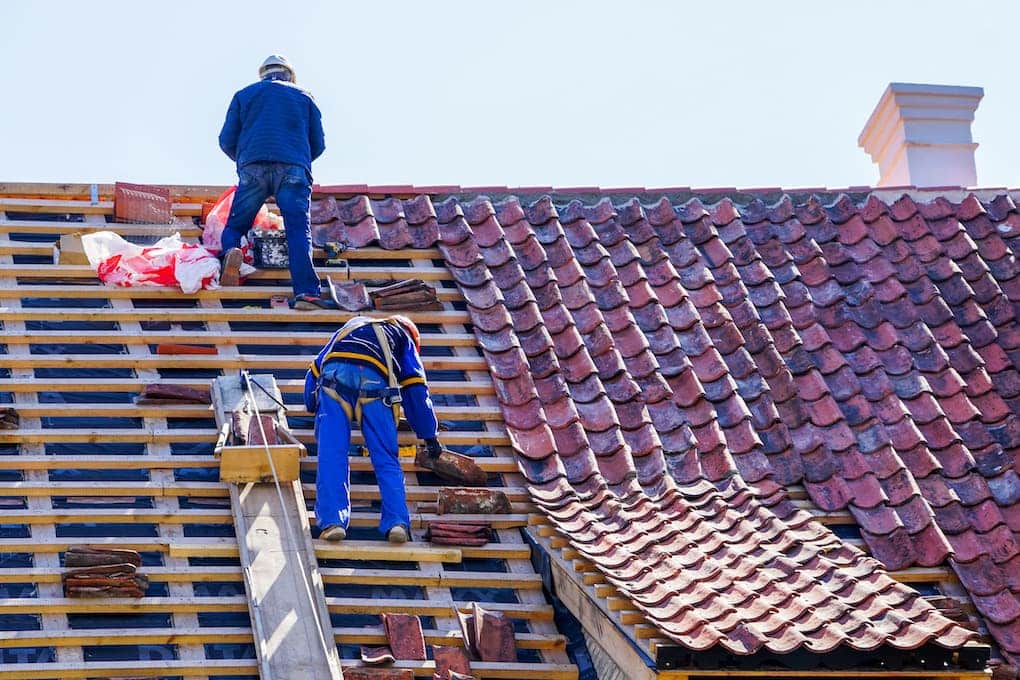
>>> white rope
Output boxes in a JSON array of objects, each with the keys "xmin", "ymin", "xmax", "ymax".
[{"xmin": 241, "ymin": 372, "xmax": 337, "ymax": 668}]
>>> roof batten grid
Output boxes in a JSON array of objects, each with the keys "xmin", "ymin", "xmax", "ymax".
[
  {"xmin": 4, "ymin": 187, "xmax": 1014, "ymax": 677},
  {"xmin": 0, "ymin": 197, "xmax": 573, "ymax": 678}
]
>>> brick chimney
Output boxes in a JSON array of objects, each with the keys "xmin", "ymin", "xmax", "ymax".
[{"xmin": 858, "ymin": 83, "xmax": 984, "ymax": 187}]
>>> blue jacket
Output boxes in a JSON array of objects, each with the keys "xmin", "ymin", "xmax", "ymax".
[
  {"xmin": 218, "ymin": 78, "xmax": 325, "ymax": 172},
  {"xmin": 304, "ymin": 318, "xmax": 438, "ymax": 440}
]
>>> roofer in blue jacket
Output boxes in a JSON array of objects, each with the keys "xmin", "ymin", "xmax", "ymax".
[
  {"xmin": 304, "ymin": 316, "xmax": 445, "ymax": 543},
  {"xmin": 217, "ymin": 55, "xmax": 334, "ymax": 310}
]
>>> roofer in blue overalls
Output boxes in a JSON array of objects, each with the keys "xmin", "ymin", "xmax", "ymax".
[
  {"xmin": 304, "ymin": 315, "xmax": 445, "ymax": 543},
  {"xmin": 217, "ymin": 55, "xmax": 335, "ymax": 310}
]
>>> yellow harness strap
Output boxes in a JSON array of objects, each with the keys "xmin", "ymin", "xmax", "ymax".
[
  {"xmin": 371, "ymin": 322, "xmax": 402, "ymax": 425},
  {"xmin": 316, "ymin": 319, "xmax": 402, "ymax": 427}
]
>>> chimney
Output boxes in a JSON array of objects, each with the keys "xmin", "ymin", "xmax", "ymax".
[{"xmin": 858, "ymin": 82, "xmax": 984, "ymax": 188}]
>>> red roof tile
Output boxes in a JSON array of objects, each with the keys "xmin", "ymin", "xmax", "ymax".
[{"xmin": 319, "ymin": 190, "xmax": 1020, "ymax": 661}]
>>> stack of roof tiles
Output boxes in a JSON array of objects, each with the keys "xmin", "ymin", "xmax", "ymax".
[{"xmin": 319, "ymin": 189, "xmax": 1020, "ymax": 660}]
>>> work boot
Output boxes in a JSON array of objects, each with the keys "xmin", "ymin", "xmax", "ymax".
[
  {"xmin": 387, "ymin": 525, "xmax": 409, "ymax": 544},
  {"xmin": 291, "ymin": 293, "xmax": 338, "ymax": 310},
  {"xmin": 219, "ymin": 248, "xmax": 243, "ymax": 287},
  {"xmin": 319, "ymin": 525, "xmax": 346, "ymax": 542}
]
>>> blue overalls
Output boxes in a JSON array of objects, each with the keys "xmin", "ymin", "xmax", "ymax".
[{"xmin": 304, "ymin": 318, "xmax": 439, "ymax": 536}]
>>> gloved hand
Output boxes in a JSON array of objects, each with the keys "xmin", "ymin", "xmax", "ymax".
[{"xmin": 425, "ymin": 438, "xmax": 444, "ymax": 460}]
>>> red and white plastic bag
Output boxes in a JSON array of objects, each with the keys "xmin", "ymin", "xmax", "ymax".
[
  {"xmin": 81, "ymin": 231, "xmax": 221, "ymax": 293},
  {"xmin": 202, "ymin": 186, "xmax": 283, "ymax": 253}
]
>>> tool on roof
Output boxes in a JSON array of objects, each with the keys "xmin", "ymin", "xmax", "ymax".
[{"xmin": 370, "ymin": 279, "xmax": 440, "ymax": 311}]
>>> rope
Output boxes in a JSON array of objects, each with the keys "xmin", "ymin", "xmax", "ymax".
[{"xmin": 239, "ymin": 371, "xmax": 337, "ymax": 670}]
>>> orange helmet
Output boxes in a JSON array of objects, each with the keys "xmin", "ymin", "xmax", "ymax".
[{"xmin": 389, "ymin": 315, "xmax": 421, "ymax": 352}]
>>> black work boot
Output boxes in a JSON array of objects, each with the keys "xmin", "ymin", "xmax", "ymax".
[{"xmin": 291, "ymin": 293, "xmax": 338, "ymax": 310}]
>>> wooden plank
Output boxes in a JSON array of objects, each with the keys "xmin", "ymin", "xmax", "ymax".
[
  {"xmin": 6, "ymin": 283, "xmax": 463, "ymax": 302},
  {"xmin": 169, "ymin": 537, "xmax": 463, "ymax": 563},
  {"xmin": 0, "ymin": 305, "xmax": 468, "ymax": 323},
  {"xmin": 0, "ymin": 239, "xmax": 53, "ymax": 256},
  {"xmin": 0, "ymin": 353, "xmax": 487, "ymax": 371},
  {"xmin": 0, "ymin": 625, "xmax": 562, "ymax": 650},
  {"xmin": 8, "ymin": 402, "xmax": 502, "ymax": 420},
  {"xmin": 219, "ymin": 445, "xmax": 302, "ymax": 483},
  {"xmin": 0, "ymin": 659, "xmax": 579, "ymax": 680},
  {"xmin": 0, "ymin": 219, "xmax": 202, "ymax": 237},
  {"xmin": 0, "ymin": 596, "xmax": 552, "ymax": 619},
  {"xmin": 0, "ymin": 428, "xmax": 508, "ymax": 447},
  {"xmin": 537, "ymin": 529, "xmax": 658, "ymax": 680},
  {"xmin": 0, "ymin": 262, "xmax": 452, "ymax": 281},
  {"xmin": 0, "ymin": 196, "xmax": 204, "ymax": 215},
  {"xmin": 230, "ymin": 481, "xmax": 343, "ymax": 678},
  {"xmin": 0, "ymin": 482, "xmax": 533, "ymax": 504},
  {"xmin": 2, "ymin": 328, "xmax": 478, "ymax": 346},
  {"xmin": 0, "ymin": 453, "xmax": 518, "ymax": 474},
  {"xmin": 0, "ymin": 377, "xmax": 494, "ymax": 396}
]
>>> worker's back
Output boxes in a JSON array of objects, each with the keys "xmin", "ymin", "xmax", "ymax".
[{"xmin": 219, "ymin": 79, "xmax": 324, "ymax": 171}]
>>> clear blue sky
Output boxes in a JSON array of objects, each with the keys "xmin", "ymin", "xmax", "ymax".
[{"xmin": 2, "ymin": 1, "xmax": 1017, "ymax": 189}]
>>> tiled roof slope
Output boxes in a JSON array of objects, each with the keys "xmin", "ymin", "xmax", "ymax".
[{"xmin": 310, "ymin": 189, "xmax": 1020, "ymax": 660}]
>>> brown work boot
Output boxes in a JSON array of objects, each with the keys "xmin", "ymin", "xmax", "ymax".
[
  {"xmin": 319, "ymin": 525, "xmax": 346, "ymax": 542},
  {"xmin": 219, "ymin": 248, "xmax": 243, "ymax": 287},
  {"xmin": 387, "ymin": 525, "xmax": 409, "ymax": 544}
]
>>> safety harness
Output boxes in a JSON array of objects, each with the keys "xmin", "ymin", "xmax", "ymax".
[{"xmin": 315, "ymin": 319, "xmax": 403, "ymax": 425}]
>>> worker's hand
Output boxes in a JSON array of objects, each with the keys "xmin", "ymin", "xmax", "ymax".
[{"xmin": 425, "ymin": 438, "xmax": 444, "ymax": 460}]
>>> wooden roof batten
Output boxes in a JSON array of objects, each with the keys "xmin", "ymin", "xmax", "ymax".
[
  {"xmin": 0, "ymin": 192, "xmax": 575, "ymax": 680},
  {"xmin": 0, "ymin": 185, "xmax": 992, "ymax": 679}
]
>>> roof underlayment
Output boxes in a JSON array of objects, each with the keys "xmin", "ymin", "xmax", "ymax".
[{"xmin": 2, "ymin": 183, "xmax": 1017, "ymax": 678}]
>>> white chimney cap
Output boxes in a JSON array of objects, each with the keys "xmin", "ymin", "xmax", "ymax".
[{"xmin": 859, "ymin": 83, "xmax": 984, "ymax": 188}]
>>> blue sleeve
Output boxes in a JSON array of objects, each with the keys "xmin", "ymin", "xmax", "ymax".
[
  {"xmin": 309, "ymin": 99, "xmax": 325, "ymax": 161},
  {"xmin": 303, "ymin": 369, "xmax": 318, "ymax": 413},
  {"xmin": 395, "ymin": 335, "xmax": 427, "ymax": 388},
  {"xmin": 402, "ymin": 384, "xmax": 438, "ymax": 440},
  {"xmin": 219, "ymin": 94, "xmax": 241, "ymax": 161}
]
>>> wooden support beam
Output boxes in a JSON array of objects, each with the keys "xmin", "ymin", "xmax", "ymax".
[
  {"xmin": 0, "ymin": 482, "xmax": 534, "ymax": 504},
  {"xmin": 0, "ymin": 377, "xmax": 494, "ymax": 396},
  {"xmin": 0, "ymin": 625, "xmax": 563, "ymax": 650},
  {"xmin": 3, "ymin": 328, "xmax": 477, "ymax": 346},
  {"xmin": 0, "ymin": 353, "xmax": 487, "ymax": 372},
  {"xmin": 209, "ymin": 374, "xmax": 343, "ymax": 679},
  {"xmin": 0, "ymin": 305, "xmax": 468, "ymax": 323},
  {"xmin": 0, "ymin": 428, "xmax": 509, "ymax": 447},
  {"xmin": 7, "ymin": 402, "xmax": 503, "ymax": 421},
  {"xmin": 0, "ymin": 262, "xmax": 452, "ymax": 281},
  {"xmin": 0, "ymin": 453, "xmax": 518, "ymax": 474},
  {"xmin": 0, "ymin": 659, "xmax": 580, "ymax": 680}
]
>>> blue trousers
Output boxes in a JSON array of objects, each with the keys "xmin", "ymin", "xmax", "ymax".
[
  {"xmin": 221, "ymin": 161, "xmax": 321, "ymax": 298},
  {"xmin": 314, "ymin": 363, "xmax": 410, "ymax": 535}
]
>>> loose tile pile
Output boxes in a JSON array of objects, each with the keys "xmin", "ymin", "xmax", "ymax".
[
  {"xmin": 63, "ymin": 546, "xmax": 147, "ymax": 598},
  {"xmin": 315, "ymin": 190, "xmax": 1020, "ymax": 660},
  {"xmin": 371, "ymin": 279, "xmax": 441, "ymax": 311}
]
